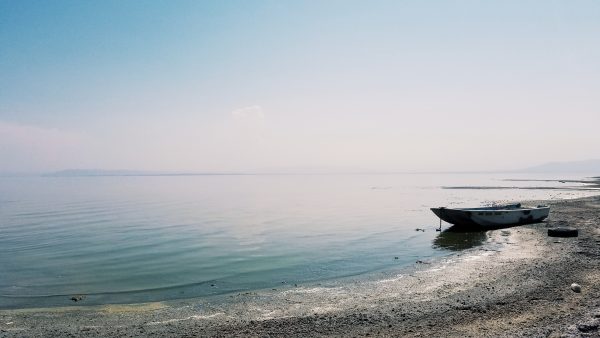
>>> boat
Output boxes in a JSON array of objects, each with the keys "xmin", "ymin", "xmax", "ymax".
[{"xmin": 430, "ymin": 203, "xmax": 550, "ymax": 229}]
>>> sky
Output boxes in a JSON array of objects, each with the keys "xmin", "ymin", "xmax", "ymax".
[{"xmin": 1, "ymin": 0, "xmax": 599, "ymax": 173}]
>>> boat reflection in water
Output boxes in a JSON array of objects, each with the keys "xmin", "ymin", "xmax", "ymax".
[{"xmin": 432, "ymin": 227, "xmax": 489, "ymax": 251}]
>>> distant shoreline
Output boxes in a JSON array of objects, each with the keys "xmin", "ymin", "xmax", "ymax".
[
  {"xmin": 35, "ymin": 169, "xmax": 600, "ymax": 178},
  {"xmin": 3, "ymin": 158, "xmax": 600, "ymax": 177}
]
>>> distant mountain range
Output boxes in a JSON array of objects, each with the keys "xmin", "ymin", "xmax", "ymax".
[
  {"xmin": 41, "ymin": 160, "xmax": 600, "ymax": 177},
  {"xmin": 520, "ymin": 159, "xmax": 600, "ymax": 173},
  {"xmin": 43, "ymin": 167, "xmax": 373, "ymax": 176},
  {"xmin": 42, "ymin": 169, "xmax": 229, "ymax": 177}
]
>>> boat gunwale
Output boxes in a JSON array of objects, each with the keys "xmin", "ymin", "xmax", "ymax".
[
  {"xmin": 446, "ymin": 206, "xmax": 549, "ymax": 212},
  {"xmin": 430, "ymin": 205, "xmax": 550, "ymax": 228}
]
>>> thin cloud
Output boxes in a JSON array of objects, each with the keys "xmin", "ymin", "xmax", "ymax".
[
  {"xmin": 231, "ymin": 105, "xmax": 265, "ymax": 120},
  {"xmin": 0, "ymin": 120, "xmax": 81, "ymax": 147},
  {"xmin": 0, "ymin": 120, "xmax": 87, "ymax": 171}
]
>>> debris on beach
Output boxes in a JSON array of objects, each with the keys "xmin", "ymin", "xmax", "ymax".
[
  {"xmin": 70, "ymin": 295, "xmax": 86, "ymax": 302},
  {"xmin": 571, "ymin": 283, "xmax": 582, "ymax": 293},
  {"xmin": 415, "ymin": 228, "xmax": 425, "ymax": 232},
  {"xmin": 577, "ymin": 321, "xmax": 599, "ymax": 333},
  {"xmin": 548, "ymin": 227, "xmax": 579, "ymax": 237}
]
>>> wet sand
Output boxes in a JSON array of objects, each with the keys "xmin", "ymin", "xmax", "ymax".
[{"xmin": 1, "ymin": 195, "xmax": 600, "ymax": 337}]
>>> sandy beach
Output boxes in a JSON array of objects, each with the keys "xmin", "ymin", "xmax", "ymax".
[{"xmin": 1, "ymin": 195, "xmax": 600, "ymax": 337}]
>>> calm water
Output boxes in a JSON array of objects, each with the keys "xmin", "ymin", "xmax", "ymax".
[{"xmin": 0, "ymin": 173, "xmax": 596, "ymax": 308}]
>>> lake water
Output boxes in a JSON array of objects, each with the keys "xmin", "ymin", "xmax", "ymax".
[{"xmin": 0, "ymin": 173, "xmax": 597, "ymax": 308}]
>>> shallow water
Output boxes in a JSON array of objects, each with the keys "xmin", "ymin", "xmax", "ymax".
[{"xmin": 0, "ymin": 173, "xmax": 596, "ymax": 308}]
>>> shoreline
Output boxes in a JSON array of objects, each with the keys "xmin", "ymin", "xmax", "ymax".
[{"xmin": 2, "ymin": 195, "xmax": 600, "ymax": 337}]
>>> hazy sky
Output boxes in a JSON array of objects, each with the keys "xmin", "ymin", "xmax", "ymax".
[{"xmin": 1, "ymin": 1, "xmax": 599, "ymax": 173}]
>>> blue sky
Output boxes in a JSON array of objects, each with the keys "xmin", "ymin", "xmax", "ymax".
[{"xmin": 1, "ymin": 1, "xmax": 599, "ymax": 172}]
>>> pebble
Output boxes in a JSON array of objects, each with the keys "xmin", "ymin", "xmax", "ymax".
[{"xmin": 570, "ymin": 283, "xmax": 582, "ymax": 293}]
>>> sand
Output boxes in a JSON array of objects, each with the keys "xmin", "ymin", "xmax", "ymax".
[{"xmin": 1, "ymin": 195, "xmax": 600, "ymax": 337}]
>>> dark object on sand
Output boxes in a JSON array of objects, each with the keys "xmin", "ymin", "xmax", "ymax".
[
  {"xmin": 571, "ymin": 283, "xmax": 582, "ymax": 293},
  {"xmin": 548, "ymin": 227, "xmax": 578, "ymax": 237},
  {"xmin": 431, "ymin": 203, "xmax": 550, "ymax": 229}
]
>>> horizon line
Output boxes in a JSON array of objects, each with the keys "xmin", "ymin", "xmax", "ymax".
[{"xmin": 1, "ymin": 170, "xmax": 597, "ymax": 178}]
